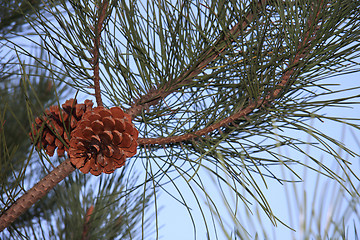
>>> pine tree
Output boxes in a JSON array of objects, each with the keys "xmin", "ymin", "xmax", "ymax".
[{"xmin": 1, "ymin": 0, "xmax": 360, "ymax": 239}]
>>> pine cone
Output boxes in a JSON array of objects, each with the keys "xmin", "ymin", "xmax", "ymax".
[
  {"xmin": 68, "ymin": 106, "xmax": 138, "ymax": 175},
  {"xmin": 29, "ymin": 99, "xmax": 94, "ymax": 157}
]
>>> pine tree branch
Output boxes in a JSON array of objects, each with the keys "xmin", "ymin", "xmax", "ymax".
[
  {"xmin": 126, "ymin": 0, "xmax": 268, "ymax": 118},
  {"xmin": 0, "ymin": 158, "xmax": 75, "ymax": 232},
  {"xmin": 0, "ymin": 0, "xmax": 326, "ymax": 232},
  {"xmin": 81, "ymin": 205, "xmax": 94, "ymax": 240},
  {"xmin": 137, "ymin": 0, "xmax": 325, "ymax": 146},
  {"xmin": 91, "ymin": 0, "xmax": 109, "ymax": 107}
]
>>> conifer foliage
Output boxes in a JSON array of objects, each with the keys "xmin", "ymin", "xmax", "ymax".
[{"xmin": 1, "ymin": 0, "xmax": 360, "ymax": 239}]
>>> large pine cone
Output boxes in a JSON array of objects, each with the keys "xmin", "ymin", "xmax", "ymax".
[
  {"xmin": 30, "ymin": 99, "xmax": 93, "ymax": 157},
  {"xmin": 68, "ymin": 106, "xmax": 138, "ymax": 175}
]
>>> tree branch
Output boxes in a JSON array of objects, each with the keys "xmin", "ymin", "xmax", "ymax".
[
  {"xmin": 0, "ymin": 159, "xmax": 75, "ymax": 232},
  {"xmin": 92, "ymin": 0, "xmax": 109, "ymax": 107},
  {"xmin": 81, "ymin": 205, "xmax": 94, "ymax": 240}
]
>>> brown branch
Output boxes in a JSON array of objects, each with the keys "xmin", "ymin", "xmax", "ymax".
[
  {"xmin": 92, "ymin": 0, "xmax": 109, "ymax": 107},
  {"xmin": 0, "ymin": 159, "xmax": 75, "ymax": 232},
  {"xmin": 81, "ymin": 205, "xmax": 94, "ymax": 240},
  {"xmin": 126, "ymin": 0, "xmax": 268, "ymax": 118},
  {"xmin": 138, "ymin": 1, "xmax": 325, "ymax": 146}
]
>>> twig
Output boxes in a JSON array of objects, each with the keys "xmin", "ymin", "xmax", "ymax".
[
  {"xmin": 0, "ymin": 120, "xmax": 5, "ymax": 131},
  {"xmin": 92, "ymin": 0, "xmax": 109, "ymax": 107},
  {"xmin": 0, "ymin": 159, "xmax": 75, "ymax": 232},
  {"xmin": 81, "ymin": 205, "xmax": 94, "ymax": 240}
]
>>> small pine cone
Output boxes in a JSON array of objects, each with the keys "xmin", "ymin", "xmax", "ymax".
[
  {"xmin": 68, "ymin": 106, "xmax": 138, "ymax": 176},
  {"xmin": 29, "ymin": 99, "xmax": 94, "ymax": 157}
]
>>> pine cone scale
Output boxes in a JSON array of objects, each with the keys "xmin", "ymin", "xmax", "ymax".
[
  {"xmin": 114, "ymin": 119, "xmax": 125, "ymax": 132},
  {"xmin": 103, "ymin": 116, "xmax": 115, "ymax": 130},
  {"xmin": 91, "ymin": 120, "xmax": 104, "ymax": 134},
  {"xmin": 119, "ymin": 133, "xmax": 132, "ymax": 148},
  {"xmin": 112, "ymin": 131, "xmax": 122, "ymax": 145}
]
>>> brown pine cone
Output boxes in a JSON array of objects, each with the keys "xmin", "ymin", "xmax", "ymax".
[
  {"xmin": 68, "ymin": 106, "xmax": 138, "ymax": 176},
  {"xmin": 29, "ymin": 99, "xmax": 94, "ymax": 157}
]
